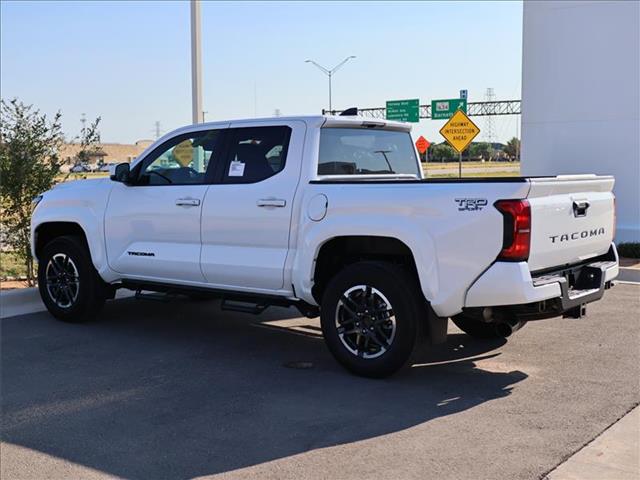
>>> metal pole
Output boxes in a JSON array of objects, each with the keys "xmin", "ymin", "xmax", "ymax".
[
  {"xmin": 459, "ymin": 152, "xmax": 462, "ymax": 178},
  {"xmin": 516, "ymin": 114, "xmax": 520, "ymax": 162},
  {"xmin": 190, "ymin": 0, "xmax": 203, "ymax": 125},
  {"xmin": 328, "ymin": 73, "xmax": 332, "ymax": 112}
]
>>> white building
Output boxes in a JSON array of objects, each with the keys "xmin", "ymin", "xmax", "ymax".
[{"xmin": 521, "ymin": 0, "xmax": 639, "ymax": 243}]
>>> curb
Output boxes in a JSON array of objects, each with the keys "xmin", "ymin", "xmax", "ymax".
[
  {"xmin": 545, "ymin": 405, "xmax": 640, "ymax": 480},
  {"xmin": 0, "ymin": 287, "xmax": 45, "ymax": 319}
]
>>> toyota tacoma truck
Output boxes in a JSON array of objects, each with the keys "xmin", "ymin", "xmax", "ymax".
[{"xmin": 31, "ymin": 115, "xmax": 619, "ymax": 377}]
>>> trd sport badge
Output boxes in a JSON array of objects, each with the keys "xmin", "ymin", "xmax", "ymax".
[{"xmin": 455, "ymin": 198, "xmax": 488, "ymax": 211}]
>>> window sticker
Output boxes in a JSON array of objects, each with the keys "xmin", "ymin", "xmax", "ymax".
[{"xmin": 229, "ymin": 160, "xmax": 245, "ymax": 177}]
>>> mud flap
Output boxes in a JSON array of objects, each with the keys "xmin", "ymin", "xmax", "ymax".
[{"xmin": 426, "ymin": 305, "xmax": 448, "ymax": 345}]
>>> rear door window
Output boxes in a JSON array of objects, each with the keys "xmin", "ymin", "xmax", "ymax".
[
  {"xmin": 222, "ymin": 126, "xmax": 292, "ymax": 183},
  {"xmin": 318, "ymin": 128, "xmax": 419, "ymax": 176}
]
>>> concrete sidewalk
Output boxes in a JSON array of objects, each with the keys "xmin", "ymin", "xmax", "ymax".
[
  {"xmin": 0, "ymin": 287, "xmax": 133, "ymax": 319},
  {"xmin": 618, "ymin": 257, "xmax": 640, "ymax": 283},
  {"xmin": 546, "ymin": 406, "xmax": 639, "ymax": 480}
]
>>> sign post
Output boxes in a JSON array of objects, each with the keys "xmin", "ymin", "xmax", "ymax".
[
  {"xmin": 439, "ymin": 109, "xmax": 480, "ymax": 178},
  {"xmin": 431, "ymin": 98, "xmax": 467, "ymax": 120},
  {"xmin": 386, "ymin": 99, "xmax": 420, "ymax": 122}
]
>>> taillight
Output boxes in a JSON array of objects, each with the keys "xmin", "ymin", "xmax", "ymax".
[
  {"xmin": 612, "ymin": 195, "xmax": 616, "ymax": 241},
  {"xmin": 495, "ymin": 199, "xmax": 531, "ymax": 261}
]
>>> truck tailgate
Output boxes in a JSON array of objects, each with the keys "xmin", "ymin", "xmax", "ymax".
[{"xmin": 526, "ymin": 175, "xmax": 615, "ymax": 272}]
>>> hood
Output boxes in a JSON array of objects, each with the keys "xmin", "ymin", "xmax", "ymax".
[{"xmin": 51, "ymin": 178, "xmax": 111, "ymax": 191}]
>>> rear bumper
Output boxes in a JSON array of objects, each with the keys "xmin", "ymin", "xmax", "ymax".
[{"xmin": 465, "ymin": 244, "xmax": 619, "ymax": 311}]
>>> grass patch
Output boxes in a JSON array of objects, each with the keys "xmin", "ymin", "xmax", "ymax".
[
  {"xmin": 1, "ymin": 251, "xmax": 27, "ymax": 280},
  {"xmin": 426, "ymin": 170, "xmax": 519, "ymax": 178},
  {"xmin": 617, "ymin": 242, "xmax": 640, "ymax": 259},
  {"xmin": 424, "ymin": 161, "xmax": 520, "ymax": 169}
]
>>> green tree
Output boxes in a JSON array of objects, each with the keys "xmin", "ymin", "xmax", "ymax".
[
  {"xmin": 66, "ymin": 116, "xmax": 102, "ymax": 173},
  {"xmin": 0, "ymin": 99, "xmax": 64, "ymax": 285},
  {"xmin": 429, "ymin": 142, "xmax": 457, "ymax": 161},
  {"xmin": 504, "ymin": 137, "xmax": 520, "ymax": 160},
  {"xmin": 468, "ymin": 142, "xmax": 492, "ymax": 160}
]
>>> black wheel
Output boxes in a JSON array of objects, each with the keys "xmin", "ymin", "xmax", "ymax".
[
  {"xmin": 452, "ymin": 312, "xmax": 527, "ymax": 339},
  {"xmin": 38, "ymin": 235, "xmax": 106, "ymax": 323},
  {"xmin": 320, "ymin": 261, "xmax": 426, "ymax": 378}
]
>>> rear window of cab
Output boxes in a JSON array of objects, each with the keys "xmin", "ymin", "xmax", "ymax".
[{"xmin": 318, "ymin": 128, "xmax": 419, "ymax": 176}]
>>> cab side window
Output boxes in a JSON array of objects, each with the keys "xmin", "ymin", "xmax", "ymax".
[
  {"xmin": 135, "ymin": 130, "xmax": 222, "ymax": 185},
  {"xmin": 222, "ymin": 126, "xmax": 291, "ymax": 184}
]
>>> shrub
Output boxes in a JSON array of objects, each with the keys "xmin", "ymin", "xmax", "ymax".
[{"xmin": 617, "ymin": 242, "xmax": 640, "ymax": 259}]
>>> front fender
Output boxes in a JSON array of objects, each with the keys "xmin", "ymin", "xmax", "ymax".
[{"xmin": 31, "ymin": 180, "xmax": 118, "ymax": 282}]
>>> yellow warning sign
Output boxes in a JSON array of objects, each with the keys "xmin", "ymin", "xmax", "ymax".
[
  {"xmin": 439, "ymin": 109, "xmax": 480, "ymax": 153},
  {"xmin": 173, "ymin": 139, "xmax": 194, "ymax": 167}
]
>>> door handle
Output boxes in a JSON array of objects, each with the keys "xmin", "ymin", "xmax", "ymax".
[
  {"xmin": 257, "ymin": 198, "xmax": 286, "ymax": 208},
  {"xmin": 175, "ymin": 198, "xmax": 201, "ymax": 207}
]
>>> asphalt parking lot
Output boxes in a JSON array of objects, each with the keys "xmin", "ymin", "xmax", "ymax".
[{"xmin": 1, "ymin": 283, "xmax": 638, "ymax": 480}]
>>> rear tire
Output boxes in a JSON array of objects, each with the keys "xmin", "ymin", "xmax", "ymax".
[
  {"xmin": 38, "ymin": 236, "xmax": 106, "ymax": 323},
  {"xmin": 452, "ymin": 312, "xmax": 527, "ymax": 339},
  {"xmin": 320, "ymin": 261, "xmax": 426, "ymax": 378}
]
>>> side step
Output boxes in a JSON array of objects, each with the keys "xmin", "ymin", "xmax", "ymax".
[
  {"xmin": 121, "ymin": 280, "xmax": 320, "ymax": 318},
  {"xmin": 221, "ymin": 299, "xmax": 269, "ymax": 315},
  {"xmin": 135, "ymin": 290, "xmax": 173, "ymax": 302}
]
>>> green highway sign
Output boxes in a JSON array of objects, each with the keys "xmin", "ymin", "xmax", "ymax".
[
  {"xmin": 431, "ymin": 98, "xmax": 467, "ymax": 120},
  {"xmin": 386, "ymin": 99, "xmax": 420, "ymax": 123}
]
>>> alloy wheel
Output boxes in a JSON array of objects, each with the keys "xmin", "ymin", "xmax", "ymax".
[
  {"xmin": 45, "ymin": 253, "xmax": 80, "ymax": 308},
  {"xmin": 334, "ymin": 285, "xmax": 396, "ymax": 359}
]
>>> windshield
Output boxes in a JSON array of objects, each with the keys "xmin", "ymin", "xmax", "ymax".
[{"xmin": 318, "ymin": 128, "xmax": 420, "ymax": 176}]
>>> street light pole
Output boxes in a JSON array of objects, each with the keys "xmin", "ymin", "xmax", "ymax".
[
  {"xmin": 305, "ymin": 56, "xmax": 356, "ymax": 113},
  {"xmin": 190, "ymin": 0, "xmax": 203, "ymax": 125},
  {"xmin": 328, "ymin": 72, "xmax": 332, "ymax": 113}
]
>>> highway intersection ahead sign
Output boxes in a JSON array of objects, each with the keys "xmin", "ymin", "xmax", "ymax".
[{"xmin": 439, "ymin": 109, "xmax": 480, "ymax": 153}]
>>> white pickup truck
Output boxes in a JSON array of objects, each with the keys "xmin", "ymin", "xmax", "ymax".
[{"xmin": 31, "ymin": 115, "xmax": 619, "ymax": 377}]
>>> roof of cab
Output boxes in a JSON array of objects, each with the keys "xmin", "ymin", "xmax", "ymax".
[{"xmin": 168, "ymin": 115, "xmax": 412, "ymax": 135}]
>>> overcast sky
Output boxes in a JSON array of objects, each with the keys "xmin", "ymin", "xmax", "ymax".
[{"xmin": 1, "ymin": 1, "xmax": 523, "ymax": 144}]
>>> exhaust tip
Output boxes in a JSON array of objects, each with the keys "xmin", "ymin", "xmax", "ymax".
[
  {"xmin": 495, "ymin": 319, "xmax": 524, "ymax": 338},
  {"xmin": 495, "ymin": 322, "xmax": 514, "ymax": 338}
]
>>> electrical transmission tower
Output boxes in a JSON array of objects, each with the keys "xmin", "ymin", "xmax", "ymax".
[
  {"xmin": 80, "ymin": 113, "xmax": 87, "ymax": 133},
  {"xmin": 483, "ymin": 88, "xmax": 495, "ymax": 146},
  {"xmin": 154, "ymin": 121, "xmax": 162, "ymax": 139},
  {"xmin": 483, "ymin": 88, "xmax": 496, "ymax": 160}
]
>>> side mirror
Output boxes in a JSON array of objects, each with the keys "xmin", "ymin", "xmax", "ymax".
[{"xmin": 110, "ymin": 163, "xmax": 131, "ymax": 184}]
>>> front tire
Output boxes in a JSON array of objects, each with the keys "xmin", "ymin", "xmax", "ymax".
[
  {"xmin": 38, "ymin": 235, "xmax": 106, "ymax": 323},
  {"xmin": 320, "ymin": 261, "xmax": 425, "ymax": 378}
]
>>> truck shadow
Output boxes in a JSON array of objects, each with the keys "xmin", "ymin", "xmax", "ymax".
[{"xmin": 1, "ymin": 296, "xmax": 526, "ymax": 479}]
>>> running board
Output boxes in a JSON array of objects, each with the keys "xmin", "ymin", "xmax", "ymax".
[
  {"xmin": 120, "ymin": 280, "xmax": 320, "ymax": 318},
  {"xmin": 134, "ymin": 290, "xmax": 173, "ymax": 302},
  {"xmin": 221, "ymin": 299, "xmax": 269, "ymax": 315}
]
